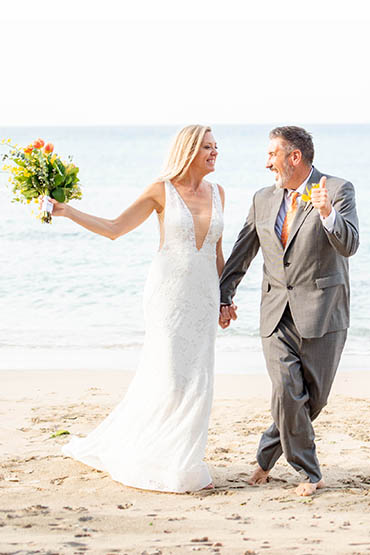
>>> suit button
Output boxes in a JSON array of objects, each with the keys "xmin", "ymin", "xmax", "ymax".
[
  {"xmin": 284, "ymin": 262, "xmax": 290, "ymax": 267},
  {"xmin": 287, "ymin": 285, "xmax": 293, "ymax": 290},
  {"xmin": 335, "ymin": 231, "xmax": 341, "ymax": 238}
]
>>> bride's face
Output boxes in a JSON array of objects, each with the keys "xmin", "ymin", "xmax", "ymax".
[{"xmin": 191, "ymin": 132, "xmax": 218, "ymax": 174}]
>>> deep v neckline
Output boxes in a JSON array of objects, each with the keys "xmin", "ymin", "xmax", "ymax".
[{"xmin": 169, "ymin": 181, "xmax": 214, "ymax": 252}]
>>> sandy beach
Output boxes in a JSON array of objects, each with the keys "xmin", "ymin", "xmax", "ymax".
[{"xmin": 1, "ymin": 369, "xmax": 369, "ymax": 554}]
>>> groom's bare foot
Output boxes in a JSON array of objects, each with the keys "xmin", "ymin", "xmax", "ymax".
[
  {"xmin": 295, "ymin": 479, "xmax": 325, "ymax": 497},
  {"xmin": 247, "ymin": 466, "xmax": 270, "ymax": 485}
]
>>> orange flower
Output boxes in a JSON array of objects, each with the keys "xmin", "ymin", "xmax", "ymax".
[
  {"xmin": 33, "ymin": 138, "xmax": 45, "ymax": 149},
  {"xmin": 44, "ymin": 142, "xmax": 54, "ymax": 154},
  {"xmin": 24, "ymin": 145, "xmax": 33, "ymax": 154}
]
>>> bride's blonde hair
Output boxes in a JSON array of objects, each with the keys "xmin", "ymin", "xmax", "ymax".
[{"xmin": 160, "ymin": 125, "xmax": 212, "ymax": 182}]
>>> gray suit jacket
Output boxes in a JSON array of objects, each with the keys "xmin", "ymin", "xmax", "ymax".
[{"xmin": 220, "ymin": 167, "xmax": 359, "ymax": 338}]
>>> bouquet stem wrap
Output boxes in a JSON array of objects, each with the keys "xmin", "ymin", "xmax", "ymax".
[{"xmin": 40, "ymin": 194, "xmax": 54, "ymax": 224}]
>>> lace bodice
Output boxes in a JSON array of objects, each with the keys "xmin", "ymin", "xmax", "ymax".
[{"xmin": 161, "ymin": 180, "xmax": 224, "ymax": 256}]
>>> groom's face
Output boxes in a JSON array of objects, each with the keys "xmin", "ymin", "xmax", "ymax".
[{"xmin": 266, "ymin": 138, "xmax": 294, "ymax": 189}]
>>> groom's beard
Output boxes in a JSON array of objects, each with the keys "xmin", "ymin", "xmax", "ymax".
[{"xmin": 274, "ymin": 158, "xmax": 294, "ymax": 189}]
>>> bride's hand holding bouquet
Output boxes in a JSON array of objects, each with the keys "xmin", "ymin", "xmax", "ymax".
[
  {"xmin": 1, "ymin": 137, "xmax": 82, "ymax": 223},
  {"xmin": 45, "ymin": 196, "xmax": 67, "ymax": 217}
]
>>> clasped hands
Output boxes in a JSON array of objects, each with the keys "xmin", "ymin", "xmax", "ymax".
[{"xmin": 219, "ymin": 302, "xmax": 238, "ymax": 329}]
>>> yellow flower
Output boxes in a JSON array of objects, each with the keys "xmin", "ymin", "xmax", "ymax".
[{"xmin": 301, "ymin": 183, "xmax": 320, "ymax": 203}]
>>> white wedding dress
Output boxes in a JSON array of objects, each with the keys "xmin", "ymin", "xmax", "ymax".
[{"xmin": 62, "ymin": 180, "xmax": 224, "ymax": 492}]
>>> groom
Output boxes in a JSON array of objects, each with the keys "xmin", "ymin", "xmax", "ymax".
[{"xmin": 219, "ymin": 126, "xmax": 359, "ymax": 496}]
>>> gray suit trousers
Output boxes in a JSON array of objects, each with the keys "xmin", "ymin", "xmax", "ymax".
[{"xmin": 258, "ymin": 304, "xmax": 347, "ymax": 483}]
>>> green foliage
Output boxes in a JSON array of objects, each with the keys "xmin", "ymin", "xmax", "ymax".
[
  {"xmin": 50, "ymin": 430, "xmax": 70, "ymax": 438},
  {"xmin": 51, "ymin": 188, "xmax": 66, "ymax": 203}
]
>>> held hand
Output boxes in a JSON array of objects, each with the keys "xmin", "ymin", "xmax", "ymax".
[
  {"xmin": 218, "ymin": 303, "xmax": 238, "ymax": 329},
  {"xmin": 310, "ymin": 176, "xmax": 332, "ymax": 219},
  {"xmin": 218, "ymin": 314, "xmax": 230, "ymax": 329},
  {"xmin": 222, "ymin": 302, "xmax": 238, "ymax": 321}
]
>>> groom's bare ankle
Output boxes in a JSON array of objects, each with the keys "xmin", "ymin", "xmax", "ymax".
[{"xmin": 247, "ymin": 465, "xmax": 270, "ymax": 485}]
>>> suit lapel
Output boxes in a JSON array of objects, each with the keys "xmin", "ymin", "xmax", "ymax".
[{"xmin": 284, "ymin": 167, "xmax": 322, "ymax": 252}]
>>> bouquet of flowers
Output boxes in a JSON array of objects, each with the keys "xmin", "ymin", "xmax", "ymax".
[{"xmin": 1, "ymin": 138, "xmax": 82, "ymax": 223}]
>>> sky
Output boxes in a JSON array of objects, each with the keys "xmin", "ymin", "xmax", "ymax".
[{"xmin": 1, "ymin": 0, "xmax": 370, "ymax": 125}]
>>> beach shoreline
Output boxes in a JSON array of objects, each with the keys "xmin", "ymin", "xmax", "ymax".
[
  {"xmin": 1, "ymin": 347, "xmax": 369, "ymax": 374},
  {"xmin": 1, "ymin": 369, "xmax": 369, "ymax": 554}
]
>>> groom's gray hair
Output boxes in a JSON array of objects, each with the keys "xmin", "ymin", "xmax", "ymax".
[{"xmin": 269, "ymin": 126, "xmax": 314, "ymax": 165}]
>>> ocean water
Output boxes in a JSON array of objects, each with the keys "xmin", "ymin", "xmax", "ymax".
[{"xmin": 0, "ymin": 125, "xmax": 369, "ymax": 372}]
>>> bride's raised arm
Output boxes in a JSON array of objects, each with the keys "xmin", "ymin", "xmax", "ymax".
[{"xmin": 50, "ymin": 181, "xmax": 165, "ymax": 240}]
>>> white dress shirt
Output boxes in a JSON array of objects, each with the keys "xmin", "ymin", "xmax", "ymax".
[{"xmin": 275, "ymin": 168, "xmax": 336, "ymax": 239}]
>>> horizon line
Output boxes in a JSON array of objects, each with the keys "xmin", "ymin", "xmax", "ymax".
[{"xmin": 1, "ymin": 122, "xmax": 370, "ymax": 127}]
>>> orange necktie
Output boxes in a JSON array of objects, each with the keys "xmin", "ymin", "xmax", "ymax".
[{"xmin": 281, "ymin": 191, "xmax": 299, "ymax": 248}]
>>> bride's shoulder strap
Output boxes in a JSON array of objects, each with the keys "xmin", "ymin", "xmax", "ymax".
[
  {"xmin": 212, "ymin": 182, "xmax": 222, "ymax": 198},
  {"xmin": 212, "ymin": 183, "xmax": 224, "ymax": 211},
  {"xmin": 164, "ymin": 179, "xmax": 175, "ymax": 191}
]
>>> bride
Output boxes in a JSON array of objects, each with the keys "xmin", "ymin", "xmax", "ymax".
[{"xmin": 53, "ymin": 125, "xmax": 225, "ymax": 492}]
